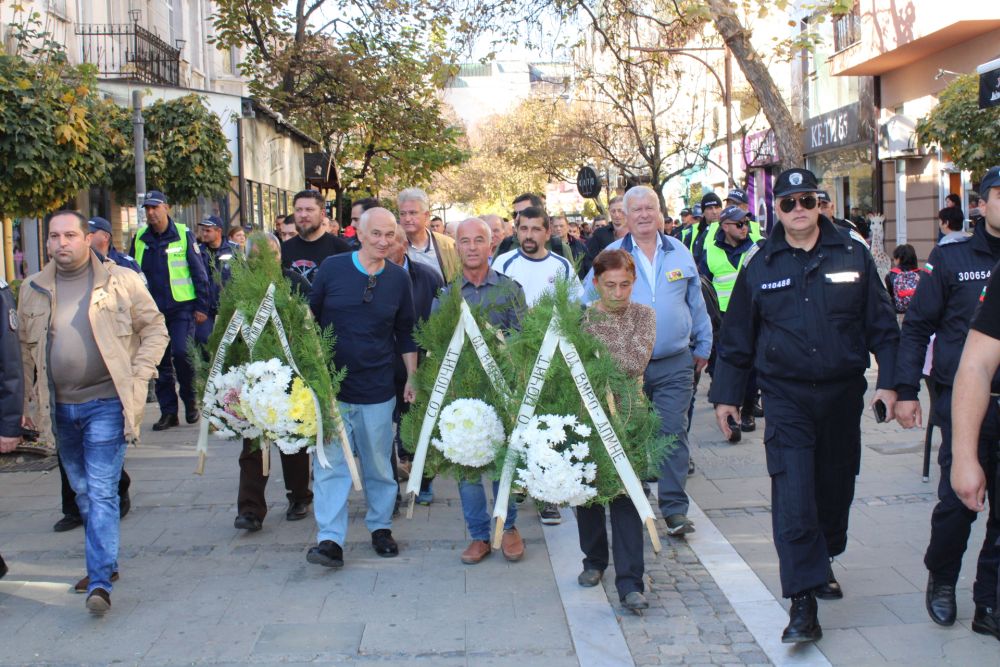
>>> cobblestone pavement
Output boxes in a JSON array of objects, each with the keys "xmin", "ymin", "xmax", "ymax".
[{"xmin": 685, "ymin": 368, "xmax": 1000, "ymax": 665}]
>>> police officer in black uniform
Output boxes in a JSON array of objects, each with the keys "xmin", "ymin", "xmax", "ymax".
[
  {"xmin": 895, "ymin": 166, "xmax": 1000, "ymax": 629},
  {"xmin": 195, "ymin": 216, "xmax": 235, "ymax": 345},
  {"xmin": 709, "ymin": 168, "xmax": 900, "ymax": 644},
  {"xmin": 0, "ymin": 276, "xmax": 24, "ymax": 578}
]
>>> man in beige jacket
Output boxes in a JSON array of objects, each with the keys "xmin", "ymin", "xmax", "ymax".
[
  {"xmin": 19, "ymin": 210, "xmax": 168, "ymax": 615},
  {"xmin": 398, "ymin": 187, "xmax": 460, "ymax": 282}
]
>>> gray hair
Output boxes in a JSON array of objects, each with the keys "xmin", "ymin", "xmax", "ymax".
[
  {"xmin": 246, "ymin": 231, "xmax": 280, "ymax": 256},
  {"xmin": 457, "ymin": 217, "xmax": 491, "ymax": 243},
  {"xmin": 622, "ymin": 186, "xmax": 658, "ymax": 215},
  {"xmin": 397, "ymin": 187, "xmax": 430, "ymax": 212}
]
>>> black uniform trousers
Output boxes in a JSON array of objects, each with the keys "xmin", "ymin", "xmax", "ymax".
[
  {"xmin": 237, "ymin": 439, "xmax": 313, "ymax": 520},
  {"xmin": 58, "ymin": 454, "xmax": 129, "ymax": 518},
  {"xmin": 924, "ymin": 384, "xmax": 1000, "ymax": 606},
  {"xmin": 576, "ymin": 495, "xmax": 644, "ymax": 600},
  {"xmin": 760, "ymin": 374, "xmax": 865, "ymax": 598}
]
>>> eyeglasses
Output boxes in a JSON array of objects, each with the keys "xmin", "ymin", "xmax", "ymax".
[
  {"xmin": 778, "ymin": 194, "xmax": 818, "ymax": 213},
  {"xmin": 723, "ymin": 221, "xmax": 748, "ymax": 229},
  {"xmin": 362, "ymin": 274, "xmax": 377, "ymax": 303}
]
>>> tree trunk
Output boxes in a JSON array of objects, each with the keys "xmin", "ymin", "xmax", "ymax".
[{"xmin": 707, "ymin": 0, "xmax": 803, "ymax": 172}]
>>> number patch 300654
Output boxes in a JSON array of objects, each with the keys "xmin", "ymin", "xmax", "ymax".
[{"xmin": 957, "ymin": 270, "xmax": 991, "ymax": 282}]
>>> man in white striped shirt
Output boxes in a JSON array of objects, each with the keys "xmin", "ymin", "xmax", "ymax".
[{"xmin": 492, "ymin": 206, "xmax": 582, "ymax": 305}]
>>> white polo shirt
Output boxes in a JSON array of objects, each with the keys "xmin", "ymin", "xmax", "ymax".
[{"xmin": 492, "ymin": 249, "xmax": 582, "ymax": 306}]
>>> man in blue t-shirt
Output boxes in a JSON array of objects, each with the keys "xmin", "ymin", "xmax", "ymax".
[{"xmin": 308, "ymin": 208, "xmax": 418, "ymax": 568}]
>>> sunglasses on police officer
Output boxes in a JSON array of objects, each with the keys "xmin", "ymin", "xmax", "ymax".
[
  {"xmin": 722, "ymin": 220, "xmax": 748, "ymax": 229},
  {"xmin": 778, "ymin": 194, "xmax": 818, "ymax": 213}
]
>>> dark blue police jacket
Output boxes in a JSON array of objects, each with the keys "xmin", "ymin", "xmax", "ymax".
[
  {"xmin": 130, "ymin": 218, "xmax": 211, "ymax": 317},
  {"xmin": 895, "ymin": 222, "xmax": 1000, "ymax": 399},
  {"xmin": 709, "ymin": 216, "xmax": 899, "ymax": 407}
]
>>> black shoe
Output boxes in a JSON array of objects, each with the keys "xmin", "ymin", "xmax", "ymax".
[
  {"xmin": 286, "ymin": 500, "xmax": 310, "ymax": 521},
  {"xmin": 119, "ymin": 494, "xmax": 131, "ymax": 520},
  {"xmin": 152, "ymin": 414, "xmax": 179, "ymax": 431},
  {"xmin": 185, "ymin": 407, "xmax": 200, "ymax": 424},
  {"xmin": 972, "ymin": 605, "xmax": 1000, "ymax": 641},
  {"xmin": 577, "ymin": 569, "xmax": 603, "ymax": 587},
  {"xmin": 925, "ymin": 574, "xmax": 957, "ymax": 626},
  {"xmin": 664, "ymin": 513, "xmax": 695, "ymax": 536},
  {"xmin": 687, "ymin": 458, "xmax": 696, "ymax": 476},
  {"xmin": 815, "ymin": 563, "xmax": 843, "ymax": 600},
  {"xmin": 782, "ymin": 591, "xmax": 822, "ymax": 644},
  {"xmin": 622, "ymin": 591, "xmax": 649, "ymax": 610},
  {"xmin": 726, "ymin": 416, "xmax": 741, "ymax": 444},
  {"xmin": 540, "ymin": 504, "xmax": 562, "ymax": 525},
  {"xmin": 740, "ymin": 414, "xmax": 756, "ymax": 432},
  {"xmin": 0, "ymin": 553, "xmax": 7, "ymax": 580},
  {"xmin": 371, "ymin": 529, "xmax": 399, "ymax": 557},
  {"xmin": 753, "ymin": 401, "xmax": 764, "ymax": 418},
  {"xmin": 234, "ymin": 513, "xmax": 262, "ymax": 532},
  {"xmin": 306, "ymin": 540, "xmax": 344, "ymax": 568},
  {"xmin": 53, "ymin": 514, "xmax": 83, "ymax": 532}
]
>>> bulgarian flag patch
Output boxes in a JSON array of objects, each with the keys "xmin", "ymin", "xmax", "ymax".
[
  {"xmin": 982, "ymin": 285, "xmax": 988, "ymax": 303},
  {"xmin": 924, "ymin": 262, "xmax": 934, "ymax": 273}
]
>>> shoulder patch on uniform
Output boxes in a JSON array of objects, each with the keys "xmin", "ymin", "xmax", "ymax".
[
  {"xmin": 743, "ymin": 241, "xmax": 764, "ymax": 266},
  {"xmin": 8, "ymin": 309, "xmax": 17, "ymax": 331},
  {"xmin": 848, "ymin": 230, "xmax": 869, "ymax": 248}
]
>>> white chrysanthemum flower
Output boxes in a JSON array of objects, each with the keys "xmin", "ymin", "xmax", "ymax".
[
  {"xmin": 510, "ymin": 414, "xmax": 597, "ymax": 506},
  {"xmin": 430, "ymin": 399, "xmax": 505, "ymax": 467}
]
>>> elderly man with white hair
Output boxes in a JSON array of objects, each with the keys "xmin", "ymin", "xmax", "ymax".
[
  {"xmin": 307, "ymin": 207, "xmax": 418, "ymax": 568},
  {"xmin": 583, "ymin": 186, "xmax": 713, "ymax": 538},
  {"xmin": 397, "ymin": 187, "xmax": 460, "ymax": 282}
]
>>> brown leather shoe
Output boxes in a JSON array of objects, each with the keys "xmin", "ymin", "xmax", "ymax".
[
  {"xmin": 74, "ymin": 571, "xmax": 119, "ymax": 594},
  {"xmin": 501, "ymin": 527, "xmax": 525, "ymax": 562},
  {"xmin": 461, "ymin": 540, "xmax": 491, "ymax": 564},
  {"xmin": 85, "ymin": 588, "xmax": 111, "ymax": 615}
]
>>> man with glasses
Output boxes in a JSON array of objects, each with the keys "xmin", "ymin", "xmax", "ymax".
[
  {"xmin": 699, "ymin": 205, "xmax": 758, "ymax": 439},
  {"xmin": 307, "ymin": 207, "xmax": 417, "ymax": 568},
  {"xmin": 709, "ymin": 168, "xmax": 899, "ymax": 644},
  {"xmin": 398, "ymin": 188, "xmax": 460, "ymax": 282}
]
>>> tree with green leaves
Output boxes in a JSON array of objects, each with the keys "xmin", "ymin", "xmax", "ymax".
[
  {"xmin": 212, "ymin": 0, "xmax": 468, "ymax": 220},
  {"xmin": 0, "ymin": 8, "xmax": 118, "ymax": 218},
  {"xmin": 917, "ymin": 73, "xmax": 1000, "ymax": 184},
  {"xmin": 105, "ymin": 95, "xmax": 233, "ymax": 206}
]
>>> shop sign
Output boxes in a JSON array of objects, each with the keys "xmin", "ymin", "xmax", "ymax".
[
  {"xmin": 803, "ymin": 103, "xmax": 862, "ymax": 154},
  {"xmin": 742, "ymin": 129, "xmax": 779, "ymax": 168},
  {"xmin": 879, "ymin": 114, "xmax": 921, "ymax": 159},
  {"xmin": 978, "ymin": 57, "xmax": 1000, "ymax": 110},
  {"xmin": 576, "ymin": 166, "xmax": 602, "ymax": 199}
]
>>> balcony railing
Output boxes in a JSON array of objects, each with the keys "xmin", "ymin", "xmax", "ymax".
[
  {"xmin": 75, "ymin": 23, "xmax": 180, "ymax": 86},
  {"xmin": 833, "ymin": 4, "xmax": 861, "ymax": 52}
]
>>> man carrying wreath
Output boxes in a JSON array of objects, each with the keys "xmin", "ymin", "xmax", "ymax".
[
  {"xmin": 308, "ymin": 208, "xmax": 418, "ymax": 567},
  {"xmin": 432, "ymin": 217, "xmax": 528, "ymax": 564}
]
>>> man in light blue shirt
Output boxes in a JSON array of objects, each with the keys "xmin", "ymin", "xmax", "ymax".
[{"xmin": 583, "ymin": 186, "xmax": 712, "ymax": 536}]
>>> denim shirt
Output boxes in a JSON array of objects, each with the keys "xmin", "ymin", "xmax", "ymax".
[{"xmin": 583, "ymin": 232, "xmax": 712, "ymax": 359}]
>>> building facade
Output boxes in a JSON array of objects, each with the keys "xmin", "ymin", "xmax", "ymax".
[{"xmin": 829, "ymin": 1, "xmax": 1000, "ymax": 260}]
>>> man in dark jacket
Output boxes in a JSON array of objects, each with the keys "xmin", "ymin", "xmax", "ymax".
[{"xmin": 0, "ymin": 276, "xmax": 23, "ymax": 578}]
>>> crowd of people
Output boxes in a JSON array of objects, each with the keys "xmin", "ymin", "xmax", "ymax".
[{"xmin": 1, "ymin": 166, "xmax": 1000, "ymax": 650}]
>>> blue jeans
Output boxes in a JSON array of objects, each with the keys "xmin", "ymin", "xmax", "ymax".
[
  {"xmin": 55, "ymin": 398, "xmax": 127, "ymax": 594},
  {"xmin": 313, "ymin": 399, "xmax": 397, "ymax": 545},
  {"xmin": 460, "ymin": 478, "xmax": 516, "ymax": 541}
]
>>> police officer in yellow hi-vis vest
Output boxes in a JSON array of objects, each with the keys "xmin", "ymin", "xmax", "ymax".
[
  {"xmin": 129, "ymin": 191, "xmax": 211, "ymax": 431},
  {"xmin": 699, "ymin": 204, "xmax": 759, "ymax": 440}
]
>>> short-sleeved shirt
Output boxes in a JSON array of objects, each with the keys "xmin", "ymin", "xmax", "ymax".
[
  {"xmin": 492, "ymin": 249, "xmax": 581, "ymax": 306},
  {"xmin": 971, "ymin": 262, "xmax": 1000, "ymax": 340},
  {"xmin": 281, "ymin": 233, "xmax": 350, "ymax": 284}
]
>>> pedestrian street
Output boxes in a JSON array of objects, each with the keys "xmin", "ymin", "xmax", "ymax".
[{"xmin": 0, "ymin": 368, "xmax": 997, "ymax": 666}]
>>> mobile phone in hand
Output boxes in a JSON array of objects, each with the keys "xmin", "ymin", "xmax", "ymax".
[{"xmin": 872, "ymin": 400, "xmax": 887, "ymax": 423}]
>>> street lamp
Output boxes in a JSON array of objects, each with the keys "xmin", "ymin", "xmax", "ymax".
[{"xmin": 632, "ymin": 45, "xmax": 735, "ymax": 187}]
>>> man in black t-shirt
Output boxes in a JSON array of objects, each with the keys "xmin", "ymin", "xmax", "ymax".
[
  {"xmin": 281, "ymin": 190, "xmax": 350, "ymax": 284},
  {"xmin": 950, "ymin": 165, "xmax": 1000, "ymax": 642}
]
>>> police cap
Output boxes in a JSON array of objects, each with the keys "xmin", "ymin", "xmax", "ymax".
[
  {"xmin": 981, "ymin": 166, "xmax": 1000, "ymax": 200},
  {"xmin": 701, "ymin": 192, "xmax": 723, "ymax": 209},
  {"xmin": 88, "ymin": 217, "xmax": 112, "ymax": 234},
  {"xmin": 774, "ymin": 168, "xmax": 820, "ymax": 198}
]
